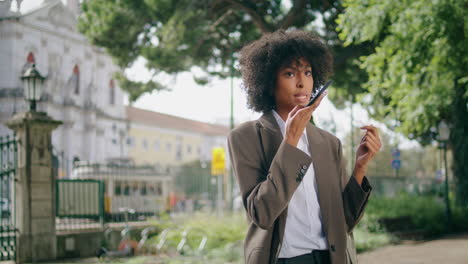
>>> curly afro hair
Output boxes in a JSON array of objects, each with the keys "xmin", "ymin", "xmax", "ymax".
[{"xmin": 238, "ymin": 30, "xmax": 333, "ymax": 113}]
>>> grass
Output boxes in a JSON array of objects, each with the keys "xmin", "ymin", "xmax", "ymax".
[{"xmin": 49, "ymin": 193, "xmax": 468, "ymax": 263}]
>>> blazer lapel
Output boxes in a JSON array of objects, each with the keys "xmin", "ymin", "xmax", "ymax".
[
  {"xmin": 258, "ymin": 111, "xmax": 288, "ymax": 241},
  {"xmin": 258, "ymin": 111, "xmax": 283, "ymax": 167},
  {"xmin": 306, "ymin": 123, "xmax": 332, "ymax": 236}
]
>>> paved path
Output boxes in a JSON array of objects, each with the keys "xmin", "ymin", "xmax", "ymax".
[{"xmin": 358, "ymin": 233, "xmax": 468, "ymax": 264}]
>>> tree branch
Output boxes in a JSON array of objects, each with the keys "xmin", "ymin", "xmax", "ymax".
[
  {"xmin": 220, "ymin": 0, "xmax": 274, "ymax": 33},
  {"xmin": 277, "ymin": 0, "xmax": 308, "ymax": 29}
]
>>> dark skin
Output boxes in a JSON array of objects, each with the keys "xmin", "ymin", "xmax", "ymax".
[{"xmin": 274, "ymin": 58, "xmax": 382, "ymax": 185}]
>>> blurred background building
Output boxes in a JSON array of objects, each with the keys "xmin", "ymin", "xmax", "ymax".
[
  {"xmin": 0, "ymin": 0, "xmax": 128, "ymax": 176},
  {"xmin": 126, "ymin": 106, "xmax": 229, "ymax": 168}
]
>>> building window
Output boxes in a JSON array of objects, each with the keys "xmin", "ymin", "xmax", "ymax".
[
  {"xmin": 154, "ymin": 140, "xmax": 160, "ymax": 151},
  {"xmin": 112, "ymin": 139, "xmax": 117, "ymax": 145},
  {"xmin": 149, "ymin": 185, "xmax": 155, "ymax": 195},
  {"xmin": 132, "ymin": 183, "xmax": 139, "ymax": 195},
  {"xmin": 187, "ymin": 145, "xmax": 192, "ymax": 154},
  {"xmin": 109, "ymin": 79, "xmax": 115, "ymax": 105},
  {"xmin": 140, "ymin": 183, "xmax": 147, "ymax": 196},
  {"xmin": 142, "ymin": 139, "xmax": 149, "ymax": 150},
  {"xmin": 115, "ymin": 182, "xmax": 121, "ymax": 196},
  {"xmin": 156, "ymin": 182, "xmax": 162, "ymax": 196},
  {"xmin": 71, "ymin": 65, "xmax": 80, "ymax": 95},
  {"xmin": 197, "ymin": 146, "xmax": 202, "ymax": 155},
  {"xmin": 126, "ymin": 137, "xmax": 134, "ymax": 146},
  {"xmin": 166, "ymin": 142, "xmax": 172, "ymax": 152}
]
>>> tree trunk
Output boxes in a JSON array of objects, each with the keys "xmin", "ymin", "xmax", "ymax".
[{"xmin": 450, "ymin": 80, "xmax": 468, "ymax": 207}]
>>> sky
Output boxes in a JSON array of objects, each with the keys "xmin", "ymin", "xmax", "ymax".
[{"xmin": 16, "ymin": 0, "xmax": 420, "ymax": 149}]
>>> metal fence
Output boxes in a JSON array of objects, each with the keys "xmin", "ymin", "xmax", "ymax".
[
  {"xmin": 368, "ymin": 176, "xmax": 447, "ymax": 197},
  {"xmin": 56, "ymin": 162, "xmax": 173, "ymax": 232},
  {"xmin": 172, "ymin": 165, "xmax": 225, "ymax": 213},
  {"xmin": 54, "ymin": 160, "xmax": 237, "ymax": 232},
  {"xmin": 56, "ymin": 179, "xmax": 104, "ymax": 231},
  {"xmin": 0, "ymin": 135, "xmax": 17, "ymax": 261}
]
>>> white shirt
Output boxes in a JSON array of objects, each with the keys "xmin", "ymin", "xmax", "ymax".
[{"xmin": 273, "ymin": 110, "xmax": 328, "ymax": 258}]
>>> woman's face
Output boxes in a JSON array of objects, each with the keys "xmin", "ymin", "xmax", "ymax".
[{"xmin": 274, "ymin": 57, "xmax": 314, "ymax": 113}]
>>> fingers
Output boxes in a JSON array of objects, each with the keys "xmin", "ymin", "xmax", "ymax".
[
  {"xmin": 365, "ymin": 139, "xmax": 380, "ymax": 155},
  {"xmin": 307, "ymin": 90, "xmax": 328, "ymax": 111},
  {"xmin": 292, "ymin": 107, "xmax": 313, "ymax": 124},
  {"xmin": 288, "ymin": 105, "xmax": 302, "ymax": 118},
  {"xmin": 358, "ymin": 130, "xmax": 381, "ymax": 163},
  {"xmin": 361, "ymin": 125, "xmax": 382, "ymax": 149},
  {"xmin": 363, "ymin": 132, "xmax": 382, "ymax": 151},
  {"xmin": 362, "ymin": 137, "xmax": 380, "ymax": 159},
  {"xmin": 361, "ymin": 125, "xmax": 380, "ymax": 139}
]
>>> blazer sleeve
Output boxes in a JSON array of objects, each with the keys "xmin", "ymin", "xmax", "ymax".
[
  {"xmin": 228, "ymin": 128, "xmax": 312, "ymax": 230},
  {"xmin": 337, "ymin": 138, "xmax": 372, "ymax": 232}
]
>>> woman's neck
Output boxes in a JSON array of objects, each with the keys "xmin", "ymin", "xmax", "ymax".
[{"xmin": 274, "ymin": 107, "xmax": 291, "ymax": 122}]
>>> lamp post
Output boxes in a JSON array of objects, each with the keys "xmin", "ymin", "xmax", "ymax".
[
  {"xmin": 20, "ymin": 63, "xmax": 45, "ymax": 112},
  {"xmin": 229, "ymin": 52, "xmax": 235, "ymax": 210},
  {"xmin": 437, "ymin": 120, "xmax": 452, "ymax": 233}
]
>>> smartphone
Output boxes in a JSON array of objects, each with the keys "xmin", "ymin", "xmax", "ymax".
[{"xmin": 306, "ymin": 80, "xmax": 332, "ymax": 107}]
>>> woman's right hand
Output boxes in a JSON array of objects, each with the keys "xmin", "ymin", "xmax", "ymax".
[{"xmin": 284, "ymin": 91, "xmax": 327, "ymax": 147}]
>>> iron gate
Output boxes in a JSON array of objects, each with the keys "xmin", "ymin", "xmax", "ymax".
[{"xmin": 0, "ymin": 135, "xmax": 17, "ymax": 261}]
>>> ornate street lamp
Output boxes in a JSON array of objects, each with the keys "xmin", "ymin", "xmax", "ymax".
[
  {"xmin": 437, "ymin": 120, "xmax": 451, "ymax": 232},
  {"xmin": 20, "ymin": 64, "xmax": 45, "ymax": 112}
]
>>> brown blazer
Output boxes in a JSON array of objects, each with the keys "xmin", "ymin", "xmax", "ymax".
[{"xmin": 227, "ymin": 111, "xmax": 371, "ymax": 264}]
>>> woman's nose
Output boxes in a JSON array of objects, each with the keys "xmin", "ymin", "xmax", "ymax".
[{"xmin": 296, "ymin": 75, "xmax": 304, "ymax": 88}]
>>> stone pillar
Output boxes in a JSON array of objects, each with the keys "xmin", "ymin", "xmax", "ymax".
[{"xmin": 6, "ymin": 111, "xmax": 62, "ymax": 263}]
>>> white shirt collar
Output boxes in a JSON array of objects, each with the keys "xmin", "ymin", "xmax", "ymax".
[{"xmin": 272, "ymin": 110, "xmax": 287, "ymax": 136}]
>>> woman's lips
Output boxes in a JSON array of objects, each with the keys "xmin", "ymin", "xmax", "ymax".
[{"xmin": 294, "ymin": 94, "xmax": 309, "ymax": 103}]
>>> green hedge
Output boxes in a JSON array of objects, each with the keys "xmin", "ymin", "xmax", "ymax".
[{"xmin": 358, "ymin": 192, "xmax": 468, "ymax": 237}]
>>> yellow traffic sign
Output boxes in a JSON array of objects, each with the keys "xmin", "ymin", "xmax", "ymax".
[{"xmin": 211, "ymin": 147, "xmax": 225, "ymax": 176}]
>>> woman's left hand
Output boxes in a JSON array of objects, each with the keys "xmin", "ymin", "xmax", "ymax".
[{"xmin": 354, "ymin": 125, "xmax": 382, "ymax": 176}]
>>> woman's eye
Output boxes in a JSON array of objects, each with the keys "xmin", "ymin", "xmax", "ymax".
[
  {"xmin": 285, "ymin": 72, "xmax": 294, "ymax": 77},
  {"xmin": 305, "ymin": 70, "xmax": 312, "ymax": 76}
]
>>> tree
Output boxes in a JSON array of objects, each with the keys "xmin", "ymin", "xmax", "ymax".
[
  {"xmin": 78, "ymin": 0, "xmax": 369, "ymax": 102},
  {"xmin": 337, "ymin": 0, "xmax": 468, "ymax": 205}
]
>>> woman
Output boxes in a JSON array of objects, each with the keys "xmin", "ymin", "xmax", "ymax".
[{"xmin": 228, "ymin": 30, "xmax": 381, "ymax": 264}]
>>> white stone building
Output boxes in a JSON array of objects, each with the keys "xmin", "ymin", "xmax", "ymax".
[{"xmin": 0, "ymin": 0, "xmax": 129, "ymax": 177}]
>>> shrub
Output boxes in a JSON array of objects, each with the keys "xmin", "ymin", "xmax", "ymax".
[{"xmin": 359, "ymin": 192, "xmax": 468, "ymax": 237}]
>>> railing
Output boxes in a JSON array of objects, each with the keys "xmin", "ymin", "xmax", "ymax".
[
  {"xmin": 368, "ymin": 176, "xmax": 447, "ymax": 197},
  {"xmin": 56, "ymin": 161, "xmax": 234, "ymax": 232},
  {"xmin": 56, "ymin": 179, "xmax": 105, "ymax": 232},
  {"xmin": 0, "ymin": 135, "xmax": 18, "ymax": 261},
  {"xmin": 56, "ymin": 162, "xmax": 173, "ymax": 232}
]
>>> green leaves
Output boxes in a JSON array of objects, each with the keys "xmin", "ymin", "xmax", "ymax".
[
  {"xmin": 79, "ymin": 0, "xmax": 365, "ymax": 102},
  {"xmin": 337, "ymin": 0, "xmax": 464, "ymax": 138},
  {"xmin": 338, "ymin": 0, "xmax": 468, "ymax": 205},
  {"xmin": 79, "ymin": 0, "xmax": 150, "ymax": 67},
  {"xmin": 114, "ymin": 72, "xmax": 168, "ymax": 102}
]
